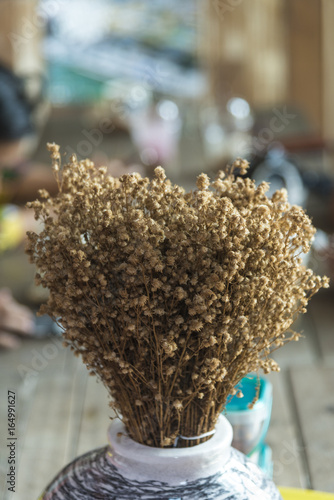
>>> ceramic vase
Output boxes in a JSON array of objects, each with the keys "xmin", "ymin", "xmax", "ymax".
[{"xmin": 40, "ymin": 415, "xmax": 282, "ymax": 500}]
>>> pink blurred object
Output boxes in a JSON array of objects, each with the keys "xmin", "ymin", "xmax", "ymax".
[{"xmin": 129, "ymin": 99, "xmax": 182, "ymax": 167}]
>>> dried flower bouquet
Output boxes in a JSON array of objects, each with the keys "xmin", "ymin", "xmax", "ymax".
[{"xmin": 26, "ymin": 144, "xmax": 328, "ymax": 448}]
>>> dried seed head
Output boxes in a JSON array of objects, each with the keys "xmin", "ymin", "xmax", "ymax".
[{"xmin": 25, "ymin": 144, "xmax": 329, "ymax": 448}]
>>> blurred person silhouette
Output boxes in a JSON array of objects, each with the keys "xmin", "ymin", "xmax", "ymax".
[
  {"xmin": 0, "ymin": 62, "xmax": 55, "ymax": 203},
  {"xmin": 0, "ymin": 63, "xmax": 38, "ymax": 348},
  {"xmin": 0, "ymin": 62, "xmax": 147, "ymax": 348}
]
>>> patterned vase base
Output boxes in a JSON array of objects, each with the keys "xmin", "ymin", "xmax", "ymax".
[{"xmin": 41, "ymin": 445, "xmax": 282, "ymax": 500}]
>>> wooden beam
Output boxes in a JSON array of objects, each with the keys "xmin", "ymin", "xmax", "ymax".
[
  {"xmin": 287, "ymin": 0, "xmax": 322, "ymax": 132},
  {"xmin": 0, "ymin": 0, "xmax": 42, "ymax": 75},
  {"xmin": 322, "ymin": 0, "xmax": 334, "ymax": 141}
]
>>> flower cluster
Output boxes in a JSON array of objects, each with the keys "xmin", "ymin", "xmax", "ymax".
[{"xmin": 26, "ymin": 144, "xmax": 329, "ymax": 447}]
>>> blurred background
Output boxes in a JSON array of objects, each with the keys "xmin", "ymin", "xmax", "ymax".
[
  {"xmin": 1, "ymin": 1, "xmax": 334, "ymax": 192},
  {"xmin": 1, "ymin": 0, "xmax": 334, "ymax": 497},
  {"xmin": 1, "ymin": 0, "xmax": 334, "ymax": 301}
]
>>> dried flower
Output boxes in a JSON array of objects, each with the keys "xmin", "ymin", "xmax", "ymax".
[{"xmin": 26, "ymin": 145, "xmax": 329, "ymax": 448}]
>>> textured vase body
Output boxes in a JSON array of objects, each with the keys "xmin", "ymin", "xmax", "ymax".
[{"xmin": 40, "ymin": 416, "xmax": 282, "ymax": 500}]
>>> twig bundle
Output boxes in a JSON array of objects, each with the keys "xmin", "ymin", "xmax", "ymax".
[{"xmin": 26, "ymin": 144, "xmax": 328, "ymax": 447}]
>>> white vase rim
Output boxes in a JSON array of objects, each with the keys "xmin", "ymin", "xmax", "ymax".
[{"xmin": 107, "ymin": 414, "xmax": 233, "ymax": 463}]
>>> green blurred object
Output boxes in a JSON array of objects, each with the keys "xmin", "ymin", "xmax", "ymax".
[{"xmin": 47, "ymin": 62, "xmax": 105, "ymax": 105}]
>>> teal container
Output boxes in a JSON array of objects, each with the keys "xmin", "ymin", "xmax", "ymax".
[{"xmin": 225, "ymin": 375, "xmax": 273, "ymax": 477}]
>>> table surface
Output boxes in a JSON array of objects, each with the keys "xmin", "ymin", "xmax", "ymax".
[{"xmin": 0, "ymin": 290, "xmax": 334, "ymax": 499}]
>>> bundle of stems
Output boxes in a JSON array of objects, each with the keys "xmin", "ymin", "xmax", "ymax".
[{"xmin": 26, "ymin": 144, "xmax": 329, "ymax": 447}]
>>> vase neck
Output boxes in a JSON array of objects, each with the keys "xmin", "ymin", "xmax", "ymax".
[{"xmin": 107, "ymin": 416, "xmax": 233, "ymax": 485}]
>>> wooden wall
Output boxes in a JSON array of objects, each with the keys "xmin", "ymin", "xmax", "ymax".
[
  {"xmin": 201, "ymin": 0, "xmax": 334, "ymax": 140},
  {"xmin": 200, "ymin": 0, "xmax": 288, "ymax": 108}
]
